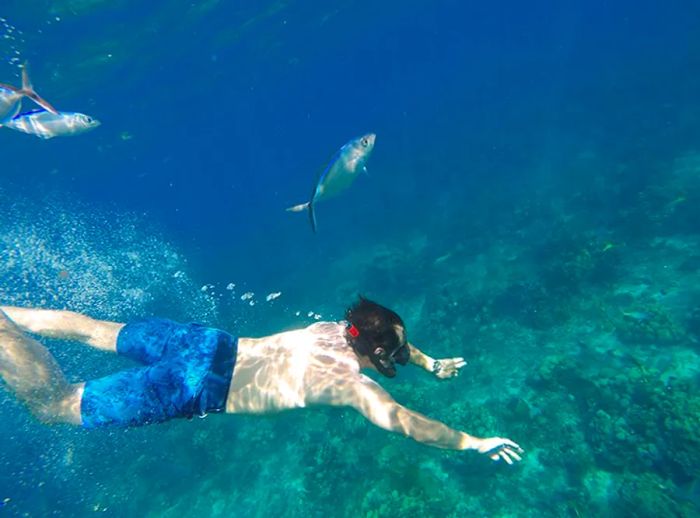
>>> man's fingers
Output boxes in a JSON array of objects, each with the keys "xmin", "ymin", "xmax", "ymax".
[
  {"xmin": 503, "ymin": 448, "xmax": 522, "ymax": 462},
  {"xmin": 498, "ymin": 450, "xmax": 513, "ymax": 464},
  {"xmin": 483, "ymin": 439, "xmax": 524, "ymax": 461},
  {"xmin": 494, "ymin": 438, "xmax": 523, "ymax": 452},
  {"xmin": 491, "ymin": 448, "xmax": 522, "ymax": 465},
  {"xmin": 503, "ymin": 439, "xmax": 523, "ymax": 452}
]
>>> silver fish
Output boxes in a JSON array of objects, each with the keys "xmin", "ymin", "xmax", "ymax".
[
  {"xmin": 5, "ymin": 109, "xmax": 100, "ymax": 139},
  {"xmin": 287, "ymin": 133, "xmax": 376, "ymax": 233},
  {"xmin": 0, "ymin": 64, "xmax": 57, "ymax": 125}
]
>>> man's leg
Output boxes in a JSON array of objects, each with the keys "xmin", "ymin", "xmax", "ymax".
[
  {"xmin": 0, "ymin": 306, "xmax": 124, "ymax": 352},
  {"xmin": 0, "ymin": 309, "xmax": 82, "ymax": 424}
]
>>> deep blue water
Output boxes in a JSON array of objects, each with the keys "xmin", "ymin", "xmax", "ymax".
[{"xmin": 1, "ymin": 1, "xmax": 700, "ymax": 516}]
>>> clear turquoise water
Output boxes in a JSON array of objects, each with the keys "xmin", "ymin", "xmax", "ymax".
[{"xmin": 1, "ymin": 1, "xmax": 700, "ymax": 516}]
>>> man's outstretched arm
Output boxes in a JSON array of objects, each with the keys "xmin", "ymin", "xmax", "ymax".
[
  {"xmin": 342, "ymin": 375, "xmax": 522, "ymax": 463},
  {"xmin": 0, "ymin": 306, "xmax": 123, "ymax": 351},
  {"xmin": 408, "ymin": 343, "xmax": 466, "ymax": 379}
]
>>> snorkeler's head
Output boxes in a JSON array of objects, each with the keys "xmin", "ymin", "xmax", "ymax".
[{"xmin": 345, "ymin": 296, "xmax": 410, "ymax": 378}]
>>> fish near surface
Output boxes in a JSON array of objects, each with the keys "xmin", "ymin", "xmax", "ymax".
[
  {"xmin": 287, "ymin": 133, "xmax": 376, "ymax": 233},
  {"xmin": 5, "ymin": 110, "xmax": 100, "ymax": 139}
]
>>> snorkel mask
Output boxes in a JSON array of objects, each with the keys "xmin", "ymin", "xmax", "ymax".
[{"xmin": 347, "ymin": 323, "xmax": 410, "ymax": 378}]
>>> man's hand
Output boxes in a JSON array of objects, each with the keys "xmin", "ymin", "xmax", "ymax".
[
  {"xmin": 431, "ymin": 357, "xmax": 467, "ymax": 379},
  {"xmin": 475, "ymin": 437, "xmax": 524, "ymax": 465}
]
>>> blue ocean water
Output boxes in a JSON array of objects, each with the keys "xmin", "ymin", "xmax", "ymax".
[{"xmin": 1, "ymin": 0, "xmax": 700, "ymax": 516}]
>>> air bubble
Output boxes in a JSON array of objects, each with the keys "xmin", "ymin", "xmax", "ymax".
[
  {"xmin": 0, "ymin": 193, "xmax": 219, "ymax": 324},
  {"xmin": 0, "ymin": 17, "xmax": 24, "ymax": 70}
]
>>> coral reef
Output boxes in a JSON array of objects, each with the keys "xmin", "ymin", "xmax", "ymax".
[
  {"xmin": 4, "ymin": 145, "xmax": 700, "ymax": 517},
  {"xmin": 613, "ymin": 305, "xmax": 685, "ymax": 345}
]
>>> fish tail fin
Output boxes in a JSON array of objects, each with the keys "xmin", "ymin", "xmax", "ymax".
[
  {"xmin": 20, "ymin": 63, "xmax": 32, "ymax": 92},
  {"xmin": 19, "ymin": 63, "xmax": 58, "ymax": 114},
  {"xmin": 308, "ymin": 199, "xmax": 317, "ymax": 234},
  {"xmin": 285, "ymin": 201, "xmax": 317, "ymax": 233},
  {"xmin": 286, "ymin": 202, "xmax": 310, "ymax": 212}
]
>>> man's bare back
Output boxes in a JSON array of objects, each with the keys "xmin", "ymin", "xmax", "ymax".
[
  {"xmin": 228, "ymin": 322, "xmax": 361, "ymax": 414},
  {"xmin": 0, "ymin": 300, "xmax": 523, "ymax": 465}
]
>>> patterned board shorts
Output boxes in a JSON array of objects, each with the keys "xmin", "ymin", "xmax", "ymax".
[{"xmin": 80, "ymin": 318, "xmax": 237, "ymax": 428}]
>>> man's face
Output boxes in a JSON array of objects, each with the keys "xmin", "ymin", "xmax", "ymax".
[
  {"xmin": 370, "ymin": 324, "xmax": 410, "ymax": 377},
  {"xmin": 390, "ymin": 325, "xmax": 410, "ymax": 366}
]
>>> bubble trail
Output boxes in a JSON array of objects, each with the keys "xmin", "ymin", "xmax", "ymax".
[
  {"xmin": 0, "ymin": 17, "xmax": 26, "ymax": 70},
  {"xmin": 0, "ymin": 193, "xmax": 220, "ymax": 325}
]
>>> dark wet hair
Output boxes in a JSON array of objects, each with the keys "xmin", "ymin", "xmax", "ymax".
[{"xmin": 345, "ymin": 297, "xmax": 408, "ymax": 377}]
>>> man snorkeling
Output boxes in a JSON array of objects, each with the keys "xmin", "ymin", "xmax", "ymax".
[{"xmin": 0, "ymin": 297, "xmax": 522, "ymax": 464}]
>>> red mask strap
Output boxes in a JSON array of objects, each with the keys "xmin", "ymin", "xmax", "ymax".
[{"xmin": 347, "ymin": 324, "xmax": 360, "ymax": 338}]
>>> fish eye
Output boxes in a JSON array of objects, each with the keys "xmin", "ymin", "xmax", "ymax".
[{"xmin": 361, "ymin": 138, "xmax": 368, "ymax": 147}]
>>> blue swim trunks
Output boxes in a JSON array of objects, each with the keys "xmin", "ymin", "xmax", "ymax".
[{"xmin": 81, "ymin": 318, "xmax": 238, "ymax": 428}]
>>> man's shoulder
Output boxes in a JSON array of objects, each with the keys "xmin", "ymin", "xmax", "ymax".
[{"xmin": 305, "ymin": 320, "xmax": 345, "ymax": 334}]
